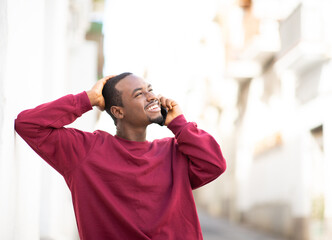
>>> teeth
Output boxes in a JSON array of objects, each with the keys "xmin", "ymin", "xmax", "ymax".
[{"xmin": 147, "ymin": 104, "xmax": 159, "ymax": 111}]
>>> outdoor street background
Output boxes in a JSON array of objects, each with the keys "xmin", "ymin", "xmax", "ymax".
[
  {"xmin": 198, "ymin": 209, "xmax": 287, "ymax": 240},
  {"xmin": 1, "ymin": 0, "xmax": 332, "ymax": 239}
]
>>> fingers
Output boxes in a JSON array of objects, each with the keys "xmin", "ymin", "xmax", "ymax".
[
  {"xmin": 158, "ymin": 95, "xmax": 177, "ymax": 111},
  {"xmin": 100, "ymin": 75, "xmax": 116, "ymax": 85},
  {"xmin": 94, "ymin": 75, "xmax": 116, "ymax": 91},
  {"xmin": 88, "ymin": 75, "xmax": 116, "ymax": 110}
]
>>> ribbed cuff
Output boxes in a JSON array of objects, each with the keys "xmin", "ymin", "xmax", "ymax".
[
  {"xmin": 75, "ymin": 91, "xmax": 93, "ymax": 116},
  {"xmin": 167, "ymin": 114, "xmax": 188, "ymax": 137}
]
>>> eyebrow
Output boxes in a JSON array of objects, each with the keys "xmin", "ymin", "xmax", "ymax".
[{"xmin": 131, "ymin": 84, "xmax": 152, "ymax": 96}]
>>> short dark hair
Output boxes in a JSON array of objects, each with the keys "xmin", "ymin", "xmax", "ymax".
[{"xmin": 102, "ymin": 72, "xmax": 132, "ymax": 125}]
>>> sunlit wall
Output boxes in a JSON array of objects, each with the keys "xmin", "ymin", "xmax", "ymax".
[
  {"xmin": 222, "ymin": 0, "xmax": 332, "ymax": 239},
  {"xmin": 0, "ymin": 0, "xmax": 97, "ymax": 239}
]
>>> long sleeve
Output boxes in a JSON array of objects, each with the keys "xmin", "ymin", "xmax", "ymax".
[
  {"xmin": 14, "ymin": 91, "xmax": 96, "ymax": 176},
  {"xmin": 168, "ymin": 115, "xmax": 226, "ymax": 189}
]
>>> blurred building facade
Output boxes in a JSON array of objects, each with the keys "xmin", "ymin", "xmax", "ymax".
[
  {"xmin": 2, "ymin": 0, "xmax": 332, "ymax": 239},
  {"xmin": 195, "ymin": 0, "xmax": 332, "ymax": 240},
  {"xmin": 0, "ymin": 0, "xmax": 102, "ymax": 239}
]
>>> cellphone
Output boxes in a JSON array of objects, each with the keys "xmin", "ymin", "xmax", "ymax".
[{"xmin": 158, "ymin": 106, "xmax": 168, "ymax": 126}]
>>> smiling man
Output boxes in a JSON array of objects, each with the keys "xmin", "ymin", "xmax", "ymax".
[{"xmin": 15, "ymin": 72, "xmax": 226, "ymax": 240}]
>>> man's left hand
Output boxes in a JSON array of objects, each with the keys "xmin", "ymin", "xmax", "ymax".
[{"xmin": 158, "ymin": 96, "xmax": 183, "ymax": 126}]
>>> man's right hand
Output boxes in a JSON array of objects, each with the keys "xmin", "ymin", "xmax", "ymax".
[{"xmin": 86, "ymin": 75, "xmax": 115, "ymax": 111}]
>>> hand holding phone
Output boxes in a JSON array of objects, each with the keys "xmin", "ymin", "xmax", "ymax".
[
  {"xmin": 158, "ymin": 96, "xmax": 182, "ymax": 126},
  {"xmin": 158, "ymin": 106, "xmax": 168, "ymax": 126}
]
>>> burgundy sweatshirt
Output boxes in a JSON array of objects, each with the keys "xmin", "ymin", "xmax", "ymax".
[{"xmin": 15, "ymin": 92, "xmax": 226, "ymax": 240}]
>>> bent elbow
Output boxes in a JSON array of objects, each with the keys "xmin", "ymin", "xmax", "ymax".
[
  {"xmin": 190, "ymin": 157, "xmax": 227, "ymax": 190},
  {"xmin": 14, "ymin": 115, "xmax": 33, "ymax": 137},
  {"xmin": 14, "ymin": 117, "xmax": 24, "ymax": 135},
  {"xmin": 215, "ymin": 156, "xmax": 227, "ymax": 176}
]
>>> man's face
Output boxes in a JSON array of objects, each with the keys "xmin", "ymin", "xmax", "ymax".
[{"xmin": 115, "ymin": 74, "xmax": 164, "ymax": 127}]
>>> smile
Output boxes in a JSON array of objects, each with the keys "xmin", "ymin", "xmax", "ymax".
[{"xmin": 146, "ymin": 102, "xmax": 161, "ymax": 112}]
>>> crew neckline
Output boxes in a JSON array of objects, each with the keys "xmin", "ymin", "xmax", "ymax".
[{"xmin": 114, "ymin": 135, "xmax": 150, "ymax": 145}]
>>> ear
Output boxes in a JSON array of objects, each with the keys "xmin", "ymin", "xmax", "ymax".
[{"xmin": 110, "ymin": 106, "xmax": 124, "ymax": 120}]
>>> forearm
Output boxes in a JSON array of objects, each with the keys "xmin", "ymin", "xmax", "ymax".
[
  {"xmin": 168, "ymin": 115, "xmax": 226, "ymax": 189},
  {"xmin": 15, "ymin": 92, "xmax": 92, "ymax": 143}
]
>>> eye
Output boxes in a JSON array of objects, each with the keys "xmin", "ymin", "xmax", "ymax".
[
  {"xmin": 135, "ymin": 92, "xmax": 142, "ymax": 98},
  {"xmin": 149, "ymin": 89, "xmax": 153, "ymax": 92}
]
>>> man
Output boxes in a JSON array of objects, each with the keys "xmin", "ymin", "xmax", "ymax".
[{"xmin": 15, "ymin": 73, "xmax": 226, "ymax": 240}]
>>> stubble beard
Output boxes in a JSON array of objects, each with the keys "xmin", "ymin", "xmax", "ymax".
[{"xmin": 148, "ymin": 115, "xmax": 164, "ymax": 125}]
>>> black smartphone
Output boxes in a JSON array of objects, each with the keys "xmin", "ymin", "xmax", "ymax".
[{"xmin": 158, "ymin": 106, "xmax": 168, "ymax": 126}]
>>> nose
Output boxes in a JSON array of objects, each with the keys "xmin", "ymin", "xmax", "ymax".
[{"xmin": 146, "ymin": 91, "xmax": 157, "ymax": 102}]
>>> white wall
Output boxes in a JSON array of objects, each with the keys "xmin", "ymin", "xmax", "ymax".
[
  {"xmin": 231, "ymin": 0, "xmax": 332, "ymax": 235},
  {"xmin": 0, "ymin": 0, "xmax": 97, "ymax": 239}
]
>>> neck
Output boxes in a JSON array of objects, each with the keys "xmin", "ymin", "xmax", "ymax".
[{"xmin": 116, "ymin": 123, "xmax": 147, "ymax": 142}]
